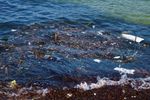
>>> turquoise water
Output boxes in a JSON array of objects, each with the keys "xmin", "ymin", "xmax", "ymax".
[{"xmin": 57, "ymin": 0, "xmax": 150, "ymax": 25}]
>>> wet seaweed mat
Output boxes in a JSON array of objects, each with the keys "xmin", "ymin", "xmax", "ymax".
[
  {"xmin": 0, "ymin": 21, "xmax": 150, "ymax": 99},
  {"xmin": 0, "ymin": 85, "xmax": 150, "ymax": 100}
]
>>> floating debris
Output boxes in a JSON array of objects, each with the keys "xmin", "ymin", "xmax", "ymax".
[
  {"xmin": 28, "ymin": 42, "xmax": 31, "ymax": 46},
  {"xmin": 93, "ymin": 59, "xmax": 101, "ymax": 63},
  {"xmin": 92, "ymin": 25, "xmax": 95, "ymax": 29},
  {"xmin": 97, "ymin": 31, "xmax": 103, "ymax": 35},
  {"xmin": 11, "ymin": 29, "xmax": 17, "ymax": 32},
  {"xmin": 113, "ymin": 56, "xmax": 121, "ymax": 59},
  {"xmin": 121, "ymin": 33, "xmax": 144, "ymax": 43}
]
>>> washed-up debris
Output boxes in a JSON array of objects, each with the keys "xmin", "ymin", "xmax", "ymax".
[
  {"xmin": 66, "ymin": 93, "xmax": 72, "ymax": 98},
  {"xmin": 9, "ymin": 80, "xmax": 17, "ymax": 89},
  {"xmin": 93, "ymin": 93, "xmax": 96, "ymax": 96}
]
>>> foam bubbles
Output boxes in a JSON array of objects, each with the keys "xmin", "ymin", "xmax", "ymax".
[
  {"xmin": 114, "ymin": 67, "xmax": 135, "ymax": 74},
  {"xmin": 75, "ymin": 75, "xmax": 150, "ymax": 91}
]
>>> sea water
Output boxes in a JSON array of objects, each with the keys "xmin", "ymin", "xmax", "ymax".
[{"xmin": 0, "ymin": 0, "xmax": 150, "ymax": 89}]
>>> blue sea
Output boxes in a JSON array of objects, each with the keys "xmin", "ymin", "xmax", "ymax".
[{"xmin": 0, "ymin": 0, "xmax": 150, "ymax": 88}]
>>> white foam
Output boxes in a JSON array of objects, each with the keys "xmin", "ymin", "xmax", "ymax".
[
  {"xmin": 114, "ymin": 67, "xmax": 135, "ymax": 74},
  {"xmin": 75, "ymin": 75, "xmax": 150, "ymax": 91}
]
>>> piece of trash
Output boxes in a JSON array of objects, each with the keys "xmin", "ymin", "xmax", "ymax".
[
  {"xmin": 97, "ymin": 31, "xmax": 103, "ymax": 35},
  {"xmin": 114, "ymin": 67, "xmax": 135, "ymax": 74},
  {"xmin": 43, "ymin": 55, "xmax": 52, "ymax": 60},
  {"xmin": 28, "ymin": 42, "xmax": 31, "ymax": 45},
  {"xmin": 114, "ymin": 56, "xmax": 121, "ymax": 59},
  {"xmin": 10, "ymin": 80, "xmax": 17, "ymax": 89},
  {"xmin": 66, "ymin": 93, "xmax": 72, "ymax": 98},
  {"xmin": 94, "ymin": 93, "xmax": 96, "ymax": 96},
  {"xmin": 11, "ymin": 29, "xmax": 17, "ymax": 32},
  {"xmin": 121, "ymin": 33, "xmax": 144, "ymax": 43},
  {"xmin": 92, "ymin": 25, "xmax": 95, "ymax": 29},
  {"xmin": 93, "ymin": 59, "xmax": 101, "ymax": 63}
]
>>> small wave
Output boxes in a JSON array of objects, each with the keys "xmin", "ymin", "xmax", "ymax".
[
  {"xmin": 75, "ymin": 75, "xmax": 150, "ymax": 91},
  {"xmin": 114, "ymin": 67, "xmax": 135, "ymax": 74},
  {"xmin": 75, "ymin": 67, "xmax": 150, "ymax": 90}
]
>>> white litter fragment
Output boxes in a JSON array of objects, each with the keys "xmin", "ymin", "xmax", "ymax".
[
  {"xmin": 121, "ymin": 33, "xmax": 144, "ymax": 43},
  {"xmin": 81, "ymin": 31, "xmax": 86, "ymax": 34},
  {"xmin": 114, "ymin": 67, "xmax": 135, "ymax": 74},
  {"xmin": 97, "ymin": 31, "xmax": 103, "ymax": 35},
  {"xmin": 66, "ymin": 93, "xmax": 72, "ymax": 98},
  {"xmin": 93, "ymin": 59, "xmax": 101, "ymax": 63},
  {"xmin": 11, "ymin": 29, "xmax": 17, "ymax": 32},
  {"xmin": 92, "ymin": 25, "xmax": 95, "ymax": 29},
  {"xmin": 44, "ymin": 55, "xmax": 51, "ymax": 59},
  {"xmin": 28, "ymin": 42, "xmax": 31, "ymax": 45},
  {"xmin": 114, "ymin": 56, "xmax": 121, "ymax": 59}
]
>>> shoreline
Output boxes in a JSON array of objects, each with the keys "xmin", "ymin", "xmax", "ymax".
[{"xmin": 0, "ymin": 85, "xmax": 150, "ymax": 100}]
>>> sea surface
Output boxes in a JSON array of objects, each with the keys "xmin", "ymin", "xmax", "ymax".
[{"xmin": 0, "ymin": 0, "xmax": 150, "ymax": 88}]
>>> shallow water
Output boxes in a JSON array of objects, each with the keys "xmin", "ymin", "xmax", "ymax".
[{"xmin": 0, "ymin": 0, "xmax": 150, "ymax": 88}]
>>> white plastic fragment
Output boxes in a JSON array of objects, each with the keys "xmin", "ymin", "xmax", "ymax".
[
  {"xmin": 114, "ymin": 67, "xmax": 135, "ymax": 74},
  {"xmin": 93, "ymin": 59, "xmax": 101, "ymax": 63},
  {"xmin": 114, "ymin": 56, "xmax": 121, "ymax": 59},
  {"xmin": 28, "ymin": 42, "xmax": 31, "ymax": 45},
  {"xmin": 44, "ymin": 55, "xmax": 51, "ymax": 59},
  {"xmin": 11, "ymin": 29, "xmax": 17, "ymax": 32},
  {"xmin": 121, "ymin": 33, "xmax": 144, "ymax": 43},
  {"xmin": 97, "ymin": 31, "xmax": 103, "ymax": 35},
  {"xmin": 66, "ymin": 93, "xmax": 72, "ymax": 98},
  {"xmin": 92, "ymin": 25, "xmax": 95, "ymax": 29}
]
